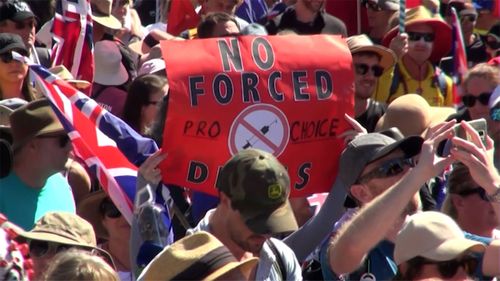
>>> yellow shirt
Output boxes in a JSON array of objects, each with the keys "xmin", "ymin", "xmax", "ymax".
[{"xmin": 374, "ymin": 61, "xmax": 454, "ymax": 107}]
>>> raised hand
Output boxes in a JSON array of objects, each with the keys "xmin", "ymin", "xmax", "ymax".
[{"xmin": 138, "ymin": 149, "xmax": 167, "ymax": 185}]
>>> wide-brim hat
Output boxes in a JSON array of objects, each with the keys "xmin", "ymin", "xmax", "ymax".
[
  {"xmin": 90, "ymin": 0, "xmax": 122, "ymax": 30},
  {"xmin": 9, "ymin": 99, "xmax": 65, "ymax": 150},
  {"xmin": 347, "ymin": 34, "xmax": 397, "ymax": 70},
  {"xmin": 16, "ymin": 212, "xmax": 113, "ymax": 265},
  {"xmin": 129, "ymin": 30, "xmax": 177, "ymax": 56},
  {"xmin": 49, "ymin": 65, "xmax": 91, "ymax": 90},
  {"xmin": 394, "ymin": 211, "xmax": 485, "ymax": 265},
  {"xmin": 375, "ymin": 94, "xmax": 456, "ymax": 136},
  {"xmin": 382, "ymin": 6, "xmax": 452, "ymax": 62},
  {"xmin": 138, "ymin": 231, "xmax": 258, "ymax": 281},
  {"xmin": 94, "ymin": 40, "xmax": 128, "ymax": 86},
  {"xmin": 77, "ymin": 190, "xmax": 108, "ymax": 239}
]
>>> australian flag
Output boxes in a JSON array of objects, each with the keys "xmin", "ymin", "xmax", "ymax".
[{"xmin": 51, "ymin": 0, "xmax": 94, "ymax": 90}]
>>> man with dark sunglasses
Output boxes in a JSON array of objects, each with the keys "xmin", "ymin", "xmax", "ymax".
[
  {"xmin": 485, "ymin": 22, "xmax": 500, "ymax": 59},
  {"xmin": 374, "ymin": 6, "xmax": 454, "ymax": 107},
  {"xmin": 347, "ymin": 34, "xmax": 396, "ymax": 132},
  {"xmin": 362, "ymin": 0, "xmax": 399, "ymax": 44},
  {"xmin": 0, "ymin": 99, "xmax": 76, "ymax": 230},
  {"xmin": 0, "ymin": 0, "xmax": 51, "ymax": 67},
  {"xmin": 326, "ymin": 120, "xmax": 500, "ymax": 280},
  {"xmin": 394, "ymin": 211, "xmax": 486, "ymax": 281}
]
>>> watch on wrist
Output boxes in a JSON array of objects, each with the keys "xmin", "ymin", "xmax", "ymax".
[{"xmin": 487, "ymin": 188, "xmax": 500, "ymax": 203}]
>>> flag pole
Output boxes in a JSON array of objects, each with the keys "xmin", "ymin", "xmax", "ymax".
[{"xmin": 399, "ymin": 0, "xmax": 406, "ymax": 34}]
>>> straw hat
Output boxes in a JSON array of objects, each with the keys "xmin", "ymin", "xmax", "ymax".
[
  {"xmin": 77, "ymin": 190, "xmax": 109, "ymax": 239},
  {"xmin": 94, "ymin": 40, "xmax": 129, "ymax": 86},
  {"xmin": 375, "ymin": 94, "xmax": 455, "ymax": 136},
  {"xmin": 382, "ymin": 5, "xmax": 452, "ymax": 63},
  {"xmin": 395, "ymin": 211, "xmax": 485, "ymax": 265},
  {"xmin": 129, "ymin": 29, "xmax": 176, "ymax": 56},
  {"xmin": 90, "ymin": 0, "xmax": 122, "ymax": 30},
  {"xmin": 138, "ymin": 231, "xmax": 258, "ymax": 281},
  {"xmin": 347, "ymin": 34, "xmax": 397, "ymax": 70},
  {"xmin": 49, "ymin": 65, "xmax": 91, "ymax": 90}
]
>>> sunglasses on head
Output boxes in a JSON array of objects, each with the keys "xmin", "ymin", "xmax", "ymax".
[
  {"xmin": 461, "ymin": 92, "xmax": 491, "ymax": 107},
  {"xmin": 354, "ymin": 63, "xmax": 384, "ymax": 77},
  {"xmin": 100, "ymin": 199, "xmax": 122, "ymax": 218},
  {"xmin": 408, "ymin": 32, "xmax": 435, "ymax": 42},
  {"xmin": 363, "ymin": 0, "xmax": 383, "ymax": 11},
  {"xmin": 421, "ymin": 255, "xmax": 478, "ymax": 279},
  {"xmin": 0, "ymin": 50, "xmax": 27, "ymax": 63},
  {"xmin": 29, "ymin": 240, "xmax": 72, "ymax": 258},
  {"xmin": 37, "ymin": 134, "xmax": 71, "ymax": 148},
  {"xmin": 456, "ymin": 187, "xmax": 490, "ymax": 202},
  {"xmin": 357, "ymin": 157, "xmax": 415, "ymax": 183}
]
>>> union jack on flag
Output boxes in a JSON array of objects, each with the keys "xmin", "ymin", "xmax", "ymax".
[
  {"xmin": 51, "ymin": 0, "xmax": 94, "ymax": 88},
  {"xmin": 29, "ymin": 63, "xmax": 159, "ymax": 225},
  {"xmin": 449, "ymin": 7, "xmax": 468, "ymax": 104}
]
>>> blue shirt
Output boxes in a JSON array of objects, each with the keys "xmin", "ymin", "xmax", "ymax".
[{"xmin": 0, "ymin": 172, "xmax": 75, "ymax": 230}]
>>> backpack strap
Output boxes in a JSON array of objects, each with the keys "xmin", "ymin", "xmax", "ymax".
[{"xmin": 267, "ymin": 239, "xmax": 287, "ymax": 281}]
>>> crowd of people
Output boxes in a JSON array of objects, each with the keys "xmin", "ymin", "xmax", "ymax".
[{"xmin": 0, "ymin": 0, "xmax": 499, "ymax": 280}]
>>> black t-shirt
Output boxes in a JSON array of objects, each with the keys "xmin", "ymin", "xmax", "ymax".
[
  {"xmin": 355, "ymin": 99, "xmax": 387, "ymax": 133},
  {"xmin": 264, "ymin": 7, "xmax": 347, "ymax": 36}
]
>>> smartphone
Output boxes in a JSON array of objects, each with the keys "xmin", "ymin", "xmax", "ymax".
[{"xmin": 436, "ymin": 118, "xmax": 488, "ymax": 157}]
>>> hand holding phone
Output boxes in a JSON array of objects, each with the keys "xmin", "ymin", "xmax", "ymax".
[{"xmin": 436, "ymin": 118, "xmax": 488, "ymax": 157}]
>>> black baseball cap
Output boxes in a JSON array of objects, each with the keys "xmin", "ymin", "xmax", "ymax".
[
  {"xmin": 0, "ymin": 0, "xmax": 35, "ymax": 22},
  {"xmin": 0, "ymin": 33, "xmax": 27, "ymax": 55}
]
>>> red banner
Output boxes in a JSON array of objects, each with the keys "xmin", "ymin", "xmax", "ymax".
[{"xmin": 159, "ymin": 35, "xmax": 354, "ymax": 197}]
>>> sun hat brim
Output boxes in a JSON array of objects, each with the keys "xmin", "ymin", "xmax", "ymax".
[
  {"xmin": 77, "ymin": 190, "xmax": 108, "ymax": 239},
  {"xmin": 351, "ymin": 45, "xmax": 397, "ymax": 70}
]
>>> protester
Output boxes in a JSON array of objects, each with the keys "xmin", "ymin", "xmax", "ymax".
[
  {"xmin": 363, "ymin": 0, "xmax": 399, "ymax": 44},
  {"xmin": 42, "ymin": 249, "xmax": 119, "ymax": 281},
  {"xmin": 0, "ymin": 0, "xmax": 51, "ymax": 67},
  {"xmin": 263, "ymin": 0, "xmax": 347, "ymax": 36},
  {"xmin": 486, "ymin": 22, "xmax": 500, "ymax": 59},
  {"xmin": 185, "ymin": 148, "xmax": 302, "ymax": 280},
  {"xmin": 441, "ymin": 163, "xmax": 500, "ymax": 239},
  {"xmin": 347, "ymin": 34, "xmax": 396, "ymax": 132},
  {"xmin": 122, "ymin": 74, "xmax": 168, "ymax": 136},
  {"xmin": 17, "ymin": 212, "xmax": 113, "ymax": 279},
  {"xmin": 0, "ymin": 33, "xmax": 35, "ymax": 101},
  {"xmin": 375, "ymin": 5, "xmax": 454, "ymax": 106},
  {"xmin": 138, "ymin": 231, "xmax": 258, "ymax": 280},
  {"xmin": 326, "ymin": 120, "xmax": 500, "ymax": 280},
  {"xmin": 0, "ymin": 99, "xmax": 75, "ymax": 230},
  {"xmin": 77, "ymin": 190, "xmax": 132, "ymax": 281},
  {"xmin": 393, "ymin": 211, "xmax": 486, "ymax": 280},
  {"xmin": 197, "ymin": 12, "xmax": 242, "ymax": 38},
  {"xmin": 111, "ymin": 0, "xmax": 144, "ymax": 45}
]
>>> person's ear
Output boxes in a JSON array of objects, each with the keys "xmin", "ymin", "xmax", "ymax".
[
  {"xmin": 219, "ymin": 192, "xmax": 232, "ymax": 209},
  {"xmin": 350, "ymin": 184, "xmax": 373, "ymax": 204},
  {"xmin": 450, "ymin": 194, "xmax": 465, "ymax": 210}
]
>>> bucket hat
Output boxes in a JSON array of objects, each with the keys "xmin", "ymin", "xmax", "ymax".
[
  {"xmin": 94, "ymin": 40, "xmax": 129, "ymax": 86},
  {"xmin": 49, "ymin": 65, "xmax": 91, "ymax": 90}
]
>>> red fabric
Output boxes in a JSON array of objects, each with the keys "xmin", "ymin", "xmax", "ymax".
[
  {"xmin": 166, "ymin": 0, "xmax": 201, "ymax": 36},
  {"xmin": 51, "ymin": 0, "xmax": 94, "ymax": 93},
  {"xmin": 407, "ymin": 0, "xmax": 422, "ymax": 8},
  {"xmin": 325, "ymin": 0, "xmax": 369, "ymax": 36},
  {"xmin": 159, "ymin": 35, "xmax": 354, "ymax": 197}
]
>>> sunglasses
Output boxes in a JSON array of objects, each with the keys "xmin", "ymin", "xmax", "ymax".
[
  {"xmin": 354, "ymin": 63, "xmax": 384, "ymax": 77},
  {"xmin": 408, "ymin": 32, "xmax": 435, "ymax": 42},
  {"xmin": 357, "ymin": 157, "xmax": 415, "ymax": 183},
  {"xmin": 460, "ymin": 14, "xmax": 477, "ymax": 22},
  {"xmin": 14, "ymin": 19, "xmax": 36, "ymax": 30},
  {"xmin": 457, "ymin": 187, "xmax": 490, "ymax": 202},
  {"xmin": 0, "ymin": 50, "xmax": 27, "ymax": 63},
  {"xmin": 37, "ymin": 134, "xmax": 71, "ymax": 148},
  {"xmin": 29, "ymin": 240, "xmax": 72, "ymax": 258},
  {"xmin": 421, "ymin": 255, "xmax": 478, "ymax": 279},
  {"xmin": 485, "ymin": 38, "xmax": 500, "ymax": 49},
  {"xmin": 100, "ymin": 199, "xmax": 122, "ymax": 219},
  {"xmin": 363, "ymin": 0, "xmax": 383, "ymax": 11},
  {"xmin": 461, "ymin": 92, "xmax": 491, "ymax": 107}
]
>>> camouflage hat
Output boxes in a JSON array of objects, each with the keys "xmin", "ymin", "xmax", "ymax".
[{"xmin": 216, "ymin": 149, "xmax": 298, "ymax": 235}]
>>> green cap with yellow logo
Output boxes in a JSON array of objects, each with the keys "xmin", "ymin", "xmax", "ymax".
[{"xmin": 216, "ymin": 148, "xmax": 298, "ymax": 235}]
